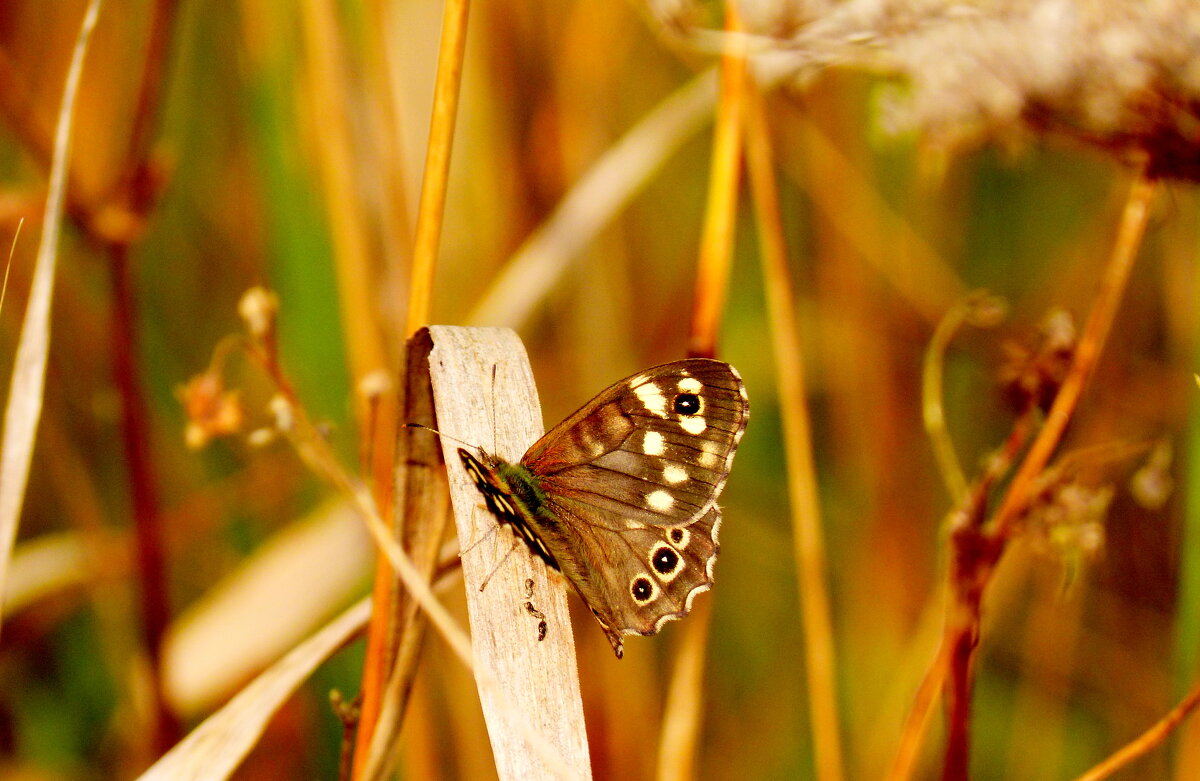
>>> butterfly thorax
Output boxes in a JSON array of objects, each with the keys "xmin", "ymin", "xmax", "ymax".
[{"xmin": 460, "ymin": 448, "xmax": 561, "ymax": 571}]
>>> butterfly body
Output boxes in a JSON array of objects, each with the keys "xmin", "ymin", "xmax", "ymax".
[{"xmin": 460, "ymin": 358, "xmax": 748, "ymax": 658}]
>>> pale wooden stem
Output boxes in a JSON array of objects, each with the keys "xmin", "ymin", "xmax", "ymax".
[{"xmin": 426, "ymin": 325, "xmax": 592, "ymax": 781}]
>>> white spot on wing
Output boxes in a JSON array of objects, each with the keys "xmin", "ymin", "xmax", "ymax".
[
  {"xmin": 663, "ymin": 465, "xmax": 688, "ymax": 484},
  {"xmin": 679, "ymin": 415, "xmax": 707, "ymax": 435},
  {"xmin": 647, "ymin": 489, "xmax": 674, "ymax": 510},
  {"xmin": 677, "ymin": 377, "xmax": 702, "ymax": 393},
  {"xmin": 634, "ymin": 382, "xmax": 668, "ymax": 417},
  {"xmin": 642, "ymin": 430, "xmax": 665, "ymax": 456}
]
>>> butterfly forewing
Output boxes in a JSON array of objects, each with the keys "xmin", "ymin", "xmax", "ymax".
[{"xmin": 525, "ymin": 360, "xmax": 747, "ymax": 527}]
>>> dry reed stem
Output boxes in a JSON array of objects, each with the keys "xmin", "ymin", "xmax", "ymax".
[
  {"xmin": 406, "ymin": 0, "xmax": 471, "ymax": 334},
  {"xmin": 355, "ymin": 0, "xmax": 471, "ymax": 767},
  {"xmin": 1073, "ymin": 680, "xmax": 1200, "ymax": 781},
  {"xmin": 687, "ymin": 7, "xmax": 746, "ymax": 360},
  {"xmin": 351, "ymin": 387, "xmax": 400, "ymax": 779},
  {"xmin": 422, "ymin": 325, "xmax": 590, "ymax": 781},
  {"xmin": 137, "ymin": 597, "xmax": 372, "ymax": 781},
  {"xmin": 300, "ymin": 0, "xmax": 388, "ymax": 378},
  {"xmin": 787, "ymin": 106, "xmax": 966, "ymax": 325},
  {"xmin": 359, "ymin": 332, "xmax": 451, "ymax": 779},
  {"xmin": 656, "ymin": 600, "xmax": 713, "ymax": 781},
  {"xmin": 652, "ymin": 10, "xmax": 749, "ymax": 781},
  {"xmin": 467, "ymin": 69, "xmax": 719, "ymax": 329},
  {"xmin": 0, "ymin": 0, "xmax": 101, "ymax": 639},
  {"xmin": 745, "ymin": 81, "xmax": 846, "ymax": 781}
]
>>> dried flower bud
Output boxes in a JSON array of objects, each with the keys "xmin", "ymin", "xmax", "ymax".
[
  {"xmin": 1026, "ymin": 478, "xmax": 1111, "ymax": 564},
  {"xmin": 268, "ymin": 393, "xmax": 294, "ymax": 433},
  {"xmin": 999, "ymin": 308, "xmax": 1076, "ymax": 413},
  {"xmin": 247, "ymin": 427, "xmax": 278, "ymax": 447},
  {"xmin": 1130, "ymin": 440, "xmax": 1173, "ymax": 510},
  {"xmin": 238, "ymin": 286, "xmax": 279, "ymax": 339},
  {"xmin": 179, "ymin": 371, "xmax": 244, "ymax": 449},
  {"xmin": 358, "ymin": 369, "xmax": 394, "ymax": 400}
]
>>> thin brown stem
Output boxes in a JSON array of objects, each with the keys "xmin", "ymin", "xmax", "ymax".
[
  {"xmin": 933, "ymin": 167, "xmax": 1156, "ymax": 780},
  {"xmin": 106, "ymin": 2, "xmax": 182, "ymax": 755},
  {"xmin": 109, "ymin": 243, "xmax": 180, "ymax": 753}
]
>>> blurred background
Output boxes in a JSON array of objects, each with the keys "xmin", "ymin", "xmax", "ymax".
[{"xmin": 0, "ymin": 1, "xmax": 1197, "ymax": 779}]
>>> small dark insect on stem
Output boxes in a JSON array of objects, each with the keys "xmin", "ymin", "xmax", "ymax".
[
  {"xmin": 529, "ymin": 606, "xmax": 548, "ymax": 642},
  {"xmin": 524, "ymin": 578, "xmax": 548, "ymax": 641}
]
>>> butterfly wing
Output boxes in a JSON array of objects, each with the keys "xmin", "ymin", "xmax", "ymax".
[
  {"xmin": 538, "ymin": 497, "xmax": 722, "ymax": 656},
  {"xmin": 520, "ymin": 359, "xmax": 748, "ymax": 653},
  {"xmin": 524, "ymin": 359, "xmax": 748, "ymax": 526}
]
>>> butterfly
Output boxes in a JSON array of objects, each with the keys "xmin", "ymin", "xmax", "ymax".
[{"xmin": 459, "ymin": 358, "xmax": 749, "ymax": 658}]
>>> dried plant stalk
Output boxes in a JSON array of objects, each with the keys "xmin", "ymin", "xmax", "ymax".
[
  {"xmin": 745, "ymin": 79, "xmax": 846, "ymax": 781},
  {"xmin": 426, "ymin": 325, "xmax": 592, "ymax": 781},
  {"xmin": 137, "ymin": 598, "xmax": 371, "ymax": 781},
  {"xmin": 0, "ymin": 0, "xmax": 101, "ymax": 637}
]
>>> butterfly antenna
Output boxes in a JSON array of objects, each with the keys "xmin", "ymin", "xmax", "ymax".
[
  {"xmin": 489, "ymin": 363, "xmax": 499, "ymax": 453},
  {"xmin": 405, "ymin": 422, "xmax": 475, "ymax": 450},
  {"xmin": 477, "ymin": 538, "xmax": 521, "ymax": 593}
]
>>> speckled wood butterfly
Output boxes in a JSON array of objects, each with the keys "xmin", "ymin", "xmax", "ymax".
[{"xmin": 460, "ymin": 358, "xmax": 749, "ymax": 657}]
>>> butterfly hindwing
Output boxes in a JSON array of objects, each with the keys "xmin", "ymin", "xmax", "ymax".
[{"xmin": 541, "ymin": 500, "xmax": 722, "ymax": 655}]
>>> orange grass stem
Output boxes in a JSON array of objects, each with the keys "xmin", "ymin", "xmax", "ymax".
[
  {"xmin": 355, "ymin": 1, "xmax": 472, "ymax": 774},
  {"xmin": 991, "ymin": 168, "xmax": 1156, "ymax": 538},
  {"xmin": 1073, "ymin": 679, "xmax": 1200, "ymax": 781},
  {"xmin": 889, "ymin": 169, "xmax": 1155, "ymax": 780},
  {"xmin": 659, "ymin": 8, "xmax": 747, "ymax": 779},
  {"xmin": 745, "ymin": 84, "xmax": 846, "ymax": 781},
  {"xmin": 406, "ymin": 0, "xmax": 471, "ymax": 334},
  {"xmin": 687, "ymin": 5, "xmax": 745, "ymax": 360}
]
